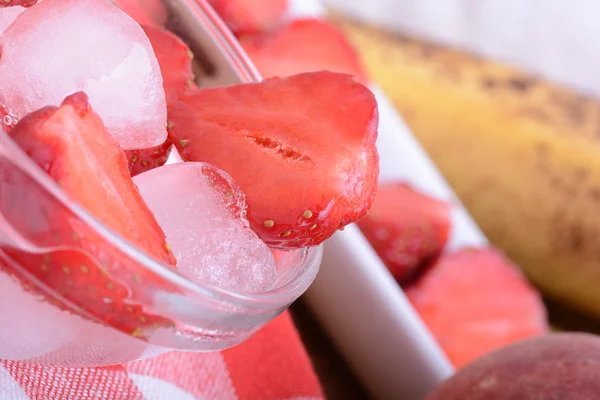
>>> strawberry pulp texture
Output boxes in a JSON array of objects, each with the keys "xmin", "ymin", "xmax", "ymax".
[
  {"xmin": 1, "ymin": 92, "xmax": 177, "ymax": 338},
  {"xmin": 168, "ymin": 71, "xmax": 379, "ymax": 249}
]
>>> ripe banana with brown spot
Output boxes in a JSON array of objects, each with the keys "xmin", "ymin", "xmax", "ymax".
[{"xmin": 333, "ymin": 16, "xmax": 600, "ymax": 318}]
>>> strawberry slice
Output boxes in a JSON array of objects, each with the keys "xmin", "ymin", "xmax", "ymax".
[
  {"xmin": 357, "ymin": 183, "xmax": 451, "ymax": 284},
  {"xmin": 207, "ymin": 0, "xmax": 288, "ymax": 35},
  {"xmin": 239, "ymin": 19, "xmax": 367, "ymax": 82},
  {"xmin": 125, "ymin": 138, "xmax": 172, "ymax": 177},
  {"xmin": 8, "ymin": 92, "xmax": 174, "ymax": 264},
  {"xmin": 0, "ymin": 1, "xmax": 37, "ymax": 7},
  {"xmin": 142, "ymin": 25, "xmax": 195, "ymax": 104},
  {"xmin": 405, "ymin": 248, "xmax": 549, "ymax": 368},
  {"xmin": 168, "ymin": 71, "xmax": 379, "ymax": 249},
  {"xmin": 1, "ymin": 92, "xmax": 176, "ymax": 338}
]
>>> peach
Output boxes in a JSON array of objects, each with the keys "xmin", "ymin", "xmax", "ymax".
[{"xmin": 427, "ymin": 333, "xmax": 600, "ymax": 400}]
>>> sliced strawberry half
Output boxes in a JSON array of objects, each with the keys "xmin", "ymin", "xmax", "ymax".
[
  {"xmin": 125, "ymin": 138, "xmax": 172, "ymax": 177},
  {"xmin": 142, "ymin": 25, "xmax": 195, "ymax": 104},
  {"xmin": 207, "ymin": 0, "xmax": 288, "ymax": 35},
  {"xmin": 405, "ymin": 248, "xmax": 549, "ymax": 368},
  {"xmin": 239, "ymin": 19, "xmax": 367, "ymax": 82},
  {"xmin": 358, "ymin": 182, "xmax": 451, "ymax": 284},
  {"xmin": 0, "ymin": 1, "xmax": 37, "ymax": 7},
  {"xmin": 1, "ymin": 92, "xmax": 176, "ymax": 338},
  {"xmin": 168, "ymin": 71, "xmax": 379, "ymax": 249},
  {"xmin": 0, "ymin": 248, "xmax": 174, "ymax": 337}
]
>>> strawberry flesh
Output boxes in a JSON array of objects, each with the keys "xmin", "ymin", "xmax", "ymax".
[
  {"xmin": 125, "ymin": 138, "xmax": 172, "ymax": 177},
  {"xmin": 207, "ymin": 0, "xmax": 288, "ymax": 35},
  {"xmin": 1, "ymin": 92, "xmax": 176, "ymax": 338},
  {"xmin": 358, "ymin": 182, "xmax": 451, "ymax": 284},
  {"xmin": 168, "ymin": 71, "xmax": 379, "ymax": 249},
  {"xmin": 405, "ymin": 248, "xmax": 549, "ymax": 368},
  {"xmin": 239, "ymin": 19, "xmax": 367, "ymax": 82}
]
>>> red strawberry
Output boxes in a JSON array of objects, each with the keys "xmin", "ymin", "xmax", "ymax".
[
  {"xmin": 405, "ymin": 248, "xmax": 549, "ymax": 368},
  {"xmin": 207, "ymin": 0, "xmax": 288, "ymax": 35},
  {"xmin": 239, "ymin": 19, "xmax": 367, "ymax": 82},
  {"xmin": 0, "ymin": 0, "xmax": 37, "ymax": 7},
  {"xmin": 357, "ymin": 183, "xmax": 451, "ymax": 284},
  {"xmin": 168, "ymin": 71, "xmax": 379, "ymax": 249},
  {"xmin": 125, "ymin": 138, "xmax": 172, "ymax": 177},
  {"xmin": 0, "ymin": 92, "xmax": 177, "ymax": 338},
  {"xmin": 142, "ymin": 25, "xmax": 195, "ymax": 104}
]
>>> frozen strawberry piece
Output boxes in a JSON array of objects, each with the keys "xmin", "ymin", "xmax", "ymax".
[
  {"xmin": 125, "ymin": 138, "xmax": 172, "ymax": 177},
  {"xmin": 207, "ymin": 0, "xmax": 288, "ymax": 34},
  {"xmin": 405, "ymin": 248, "xmax": 549, "ymax": 368},
  {"xmin": 0, "ymin": 0, "xmax": 167, "ymax": 150},
  {"xmin": 358, "ymin": 183, "xmax": 451, "ymax": 284},
  {"xmin": 1, "ymin": 92, "xmax": 176, "ymax": 338},
  {"xmin": 168, "ymin": 71, "xmax": 379, "ymax": 249},
  {"xmin": 0, "ymin": 0, "xmax": 37, "ymax": 8},
  {"xmin": 239, "ymin": 19, "xmax": 367, "ymax": 82},
  {"xmin": 143, "ymin": 25, "xmax": 195, "ymax": 104}
]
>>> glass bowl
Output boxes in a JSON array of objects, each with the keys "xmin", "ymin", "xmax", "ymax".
[{"xmin": 0, "ymin": 0, "xmax": 322, "ymax": 368}]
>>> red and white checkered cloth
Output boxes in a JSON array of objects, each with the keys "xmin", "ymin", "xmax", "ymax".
[{"xmin": 0, "ymin": 311, "xmax": 324, "ymax": 400}]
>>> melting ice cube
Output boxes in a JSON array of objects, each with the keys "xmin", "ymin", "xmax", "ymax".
[
  {"xmin": 0, "ymin": 0, "xmax": 167, "ymax": 150},
  {"xmin": 133, "ymin": 162, "xmax": 277, "ymax": 293}
]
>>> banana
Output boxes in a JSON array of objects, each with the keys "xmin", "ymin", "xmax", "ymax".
[{"xmin": 333, "ymin": 17, "xmax": 600, "ymax": 318}]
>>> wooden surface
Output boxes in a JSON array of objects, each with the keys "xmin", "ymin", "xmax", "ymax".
[{"xmin": 290, "ymin": 300, "xmax": 371, "ymax": 400}]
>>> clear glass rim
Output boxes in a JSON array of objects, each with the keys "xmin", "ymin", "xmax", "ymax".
[{"xmin": 0, "ymin": 0, "xmax": 322, "ymax": 310}]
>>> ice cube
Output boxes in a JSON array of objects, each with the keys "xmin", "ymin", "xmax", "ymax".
[
  {"xmin": 133, "ymin": 162, "xmax": 277, "ymax": 293},
  {"xmin": 0, "ymin": 0, "xmax": 167, "ymax": 150}
]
